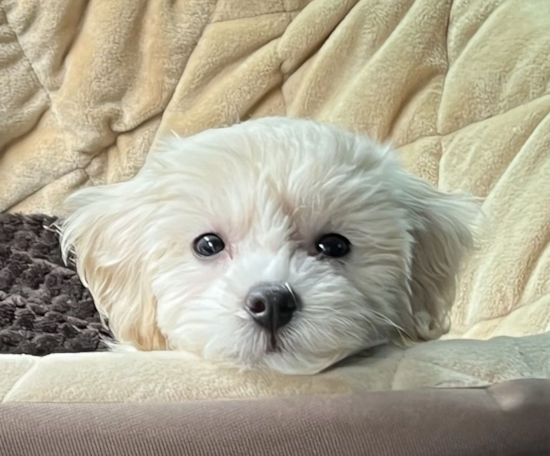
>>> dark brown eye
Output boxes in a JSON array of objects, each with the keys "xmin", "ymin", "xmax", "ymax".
[
  {"xmin": 316, "ymin": 234, "xmax": 351, "ymax": 258},
  {"xmin": 193, "ymin": 233, "xmax": 225, "ymax": 257}
]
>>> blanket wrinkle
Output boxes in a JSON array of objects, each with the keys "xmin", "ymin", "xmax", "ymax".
[{"xmin": 1, "ymin": 4, "xmax": 76, "ymax": 172}]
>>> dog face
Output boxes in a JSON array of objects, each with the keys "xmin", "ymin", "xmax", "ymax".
[{"xmin": 60, "ymin": 118, "xmax": 477, "ymax": 374}]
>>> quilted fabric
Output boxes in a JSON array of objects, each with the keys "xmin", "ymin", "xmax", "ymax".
[
  {"xmin": 0, "ymin": 0, "xmax": 548, "ymax": 341},
  {"xmin": 1, "ymin": 333, "xmax": 549, "ymax": 402}
]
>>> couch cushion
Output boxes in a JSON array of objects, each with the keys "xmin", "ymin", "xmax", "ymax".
[{"xmin": 1, "ymin": 379, "xmax": 549, "ymax": 456}]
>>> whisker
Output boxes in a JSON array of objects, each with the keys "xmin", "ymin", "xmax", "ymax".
[{"xmin": 368, "ymin": 309, "xmax": 413, "ymax": 342}]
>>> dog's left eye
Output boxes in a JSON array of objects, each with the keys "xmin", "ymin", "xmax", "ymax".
[
  {"xmin": 193, "ymin": 233, "xmax": 225, "ymax": 257},
  {"xmin": 316, "ymin": 234, "xmax": 351, "ymax": 258}
]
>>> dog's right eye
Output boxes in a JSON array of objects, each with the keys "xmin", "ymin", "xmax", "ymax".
[{"xmin": 193, "ymin": 233, "xmax": 225, "ymax": 257}]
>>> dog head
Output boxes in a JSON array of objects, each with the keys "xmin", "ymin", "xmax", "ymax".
[{"xmin": 60, "ymin": 118, "xmax": 477, "ymax": 374}]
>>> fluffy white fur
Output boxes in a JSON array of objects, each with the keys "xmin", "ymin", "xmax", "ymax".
[{"xmin": 60, "ymin": 118, "xmax": 478, "ymax": 375}]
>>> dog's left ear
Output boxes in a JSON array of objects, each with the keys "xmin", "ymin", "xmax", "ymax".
[{"xmin": 393, "ymin": 171, "xmax": 480, "ymax": 342}]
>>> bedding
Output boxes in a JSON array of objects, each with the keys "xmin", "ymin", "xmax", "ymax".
[{"xmin": 0, "ymin": 0, "xmax": 549, "ymax": 393}]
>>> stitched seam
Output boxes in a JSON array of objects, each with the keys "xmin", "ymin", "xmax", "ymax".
[
  {"xmin": 1, "ymin": 359, "xmax": 40, "ymax": 403},
  {"xmin": 210, "ymin": 7, "xmax": 304, "ymax": 24},
  {"xmin": 2, "ymin": 4, "xmax": 73, "ymax": 163},
  {"xmin": 402, "ymin": 93, "xmax": 550, "ymax": 150},
  {"xmin": 435, "ymin": 0, "xmax": 453, "ymax": 140},
  {"xmin": 458, "ymin": 292, "xmax": 550, "ymax": 332},
  {"xmin": 275, "ymin": 0, "xmax": 293, "ymax": 115},
  {"xmin": 389, "ymin": 348, "xmax": 407, "ymax": 390}
]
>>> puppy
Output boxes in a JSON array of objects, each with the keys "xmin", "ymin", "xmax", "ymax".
[{"xmin": 60, "ymin": 118, "xmax": 477, "ymax": 374}]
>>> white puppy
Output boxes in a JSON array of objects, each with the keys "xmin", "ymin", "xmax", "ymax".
[{"xmin": 60, "ymin": 118, "xmax": 477, "ymax": 375}]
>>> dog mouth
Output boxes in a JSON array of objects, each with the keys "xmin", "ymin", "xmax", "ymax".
[
  {"xmin": 266, "ymin": 324, "xmax": 293, "ymax": 353},
  {"xmin": 267, "ymin": 331, "xmax": 281, "ymax": 353},
  {"xmin": 266, "ymin": 313, "xmax": 293, "ymax": 353}
]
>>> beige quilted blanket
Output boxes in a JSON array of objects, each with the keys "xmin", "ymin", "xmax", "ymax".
[
  {"xmin": 2, "ymin": 334, "xmax": 549, "ymax": 402},
  {"xmin": 0, "ymin": 0, "xmax": 549, "ymax": 345}
]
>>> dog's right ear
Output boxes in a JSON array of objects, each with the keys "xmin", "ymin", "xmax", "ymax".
[{"xmin": 59, "ymin": 180, "xmax": 168, "ymax": 351}]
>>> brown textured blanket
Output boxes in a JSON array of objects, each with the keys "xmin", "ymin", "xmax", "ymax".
[{"xmin": 0, "ymin": 214, "xmax": 109, "ymax": 355}]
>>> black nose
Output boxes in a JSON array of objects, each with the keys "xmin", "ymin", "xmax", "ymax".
[{"xmin": 245, "ymin": 283, "xmax": 298, "ymax": 331}]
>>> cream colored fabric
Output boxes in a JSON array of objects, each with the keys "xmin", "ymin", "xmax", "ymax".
[
  {"xmin": 1, "ymin": 334, "xmax": 548, "ymax": 403},
  {"xmin": 0, "ymin": 1, "xmax": 548, "ymax": 346}
]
